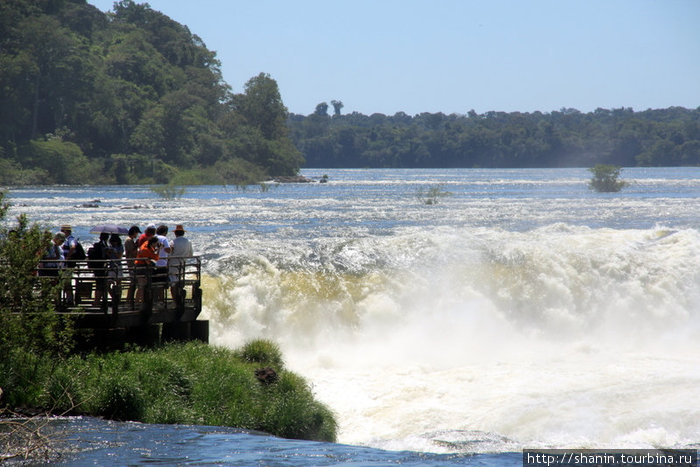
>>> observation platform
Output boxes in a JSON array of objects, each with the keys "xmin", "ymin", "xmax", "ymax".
[{"xmin": 39, "ymin": 256, "xmax": 207, "ymax": 349}]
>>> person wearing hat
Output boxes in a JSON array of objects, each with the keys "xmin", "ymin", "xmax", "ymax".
[
  {"xmin": 169, "ymin": 224, "xmax": 193, "ymax": 300},
  {"xmin": 60, "ymin": 224, "xmax": 77, "ymax": 262}
]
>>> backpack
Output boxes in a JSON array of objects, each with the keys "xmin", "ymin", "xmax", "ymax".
[
  {"xmin": 64, "ymin": 238, "xmax": 86, "ymax": 267},
  {"xmin": 87, "ymin": 241, "xmax": 106, "ymax": 269},
  {"xmin": 70, "ymin": 241, "xmax": 86, "ymax": 261}
]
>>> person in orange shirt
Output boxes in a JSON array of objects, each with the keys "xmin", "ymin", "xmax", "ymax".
[
  {"xmin": 135, "ymin": 236, "xmax": 160, "ymax": 304},
  {"xmin": 137, "ymin": 224, "xmax": 156, "ymax": 248}
]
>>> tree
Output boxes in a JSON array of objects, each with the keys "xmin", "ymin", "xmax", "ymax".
[
  {"xmin": 22, "ymin": 137, "xmax": 94, "ymax": 184},
  {"xmin": 1, "ymin": 14, "xmax": 93, "ymax": 143},
  {"xmin": 588, "ymin": 164, "xmax": 629, "ymax": 192},
  {"xmin": 232, "ymin": 73, "xmax": 303, "ymax": 175},
  {"xmin": 288, "ymin": 107, "xmax": 700, "ymax": 169},
  {"xmin": 331, "ymin": 100, "xmax": 343, "ymax": 116},
  {"xmin": 314, "ymin": 102, "xmax": 329, "ymax": 117},
  {"xmin": 1, "ymin": 1, "xmax": 299, "ymax": 185},
  {"xmin": 235, "ymin": 73, "xmax": 289, "ymax": 140}
]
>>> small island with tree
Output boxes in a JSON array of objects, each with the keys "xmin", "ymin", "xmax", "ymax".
[{"xmin": 588, "ymin": 164, "xmax": 629, "ymax": 192}]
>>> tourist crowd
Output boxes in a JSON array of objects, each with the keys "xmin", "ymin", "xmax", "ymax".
[{"xmin": 39, "ymin": 223, "xmax": 194, "ymax": 307}]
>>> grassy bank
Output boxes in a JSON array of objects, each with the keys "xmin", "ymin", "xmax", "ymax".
[{"xmin": 0, "ymin": 339, "xmax": 336, "ymax": 443}]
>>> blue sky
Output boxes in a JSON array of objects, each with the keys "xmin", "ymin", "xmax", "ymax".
[{"xmin": 88, "ymin": 0, "xmax": 700, "ymax": 116}]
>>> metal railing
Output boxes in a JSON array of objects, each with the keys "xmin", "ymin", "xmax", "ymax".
[{"xmin": 35, "ymin": 256, "xmax": 202, "ymax": 319}]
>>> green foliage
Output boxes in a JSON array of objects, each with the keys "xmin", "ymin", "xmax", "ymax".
[
  {"xmin": 0, "ymin": 192, "xmax": 75, "ymax": 358},
  {"xmin": 98, "ymin": 374, "xmax": 147, "ymax": 421},
  {"xmin": 259, "ymin": 371, "xmax": 337, "ymax": 441},
  {"xmin": 0, "ymin": 348, "xmax": 55, "ymax": 408},
  {"xmin": 0, "ymin": 0, "xmax": 303, "ymax": 185},
  {"xmin": 236, "ymin": 339, "xmax": 284, "ymax": 368},
  {"xmin": 416, "ymin": 183, "xmax": 452, "ymax": 205},
  {"xmin": 588, "ymin": 164, "xmax": 629, "ymax": 192},
  {"xmin": 21, "ymin": 138, "xmax": 94, "ymax": 184},
  {"xmin": 0, "ymin": 341, "xmax": 337, "ymax": 442},
  {"xmin": 166, "ymin": 158, "xmax": 269, "ymax": 187},
  {"xmin": 236, "ymin": 73, "xmax": 290, "ymax": 140},
  {"xmin": 211, "ymin": 158, "xmax": 268, "ymax": 186},
  {"xmin": 0, "ymin": 158, "xmax": 50, "ymax": 186},
  {"xmin": 290, "ymin": 107, "xmax": 700, "ymax": 168},
  {"xmin": 150, "ymin": 183, "xmax": 186, "ymax": 200}
]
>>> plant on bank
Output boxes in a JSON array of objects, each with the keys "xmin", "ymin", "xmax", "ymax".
[
  {"xmin": 0, "ymin": 191, "xmax": 77, "ymax": 460},
  {"xmin": 2, "ymin": 341, "xmax": 337, "ymax": 443},
  {"xmin": 588, "ymin": 164, "xmax": 629, "ymax": 192}
]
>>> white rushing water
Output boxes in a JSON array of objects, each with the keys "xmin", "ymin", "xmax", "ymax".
[
  {"xmin": 205, "ymin": 224, "xmax": 700, "ymax": 453},
  {"xmin": 5, "ymin": 167, "xmax": 700, "ymax": 454}
]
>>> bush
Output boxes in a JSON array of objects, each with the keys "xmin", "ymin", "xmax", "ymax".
[
  {"xmin": 588, "ymin": 164, "xmax": 629, "ymax": 192},
  {"xmin": 259, "ymin": 371, "xmax": 337, "ymax": 441},
  {"xmin": 21, "ymin": 139, "xmax": 92, "ymax": 185},
  {"xmin": 416, "ymin": 183, "xmax": 452, "ymax": 204},
  {"xmin": 1, "ymin": 341, "xmax": 337, "ymax": 442},
  {"xmin": 236, "ymin": 339, "xmax": 284, "ymax": 368},
  {"xmin": 0, "ymin": 192, "xmax": 75, "ymax": 358},
  {"xmin": 97, "ymin": 375, "xmax": 146, "ymax": 421},
  {"xmin": 150, "ymin": 183, "xmax": 186, "ymax": 200},
  {"xmin": 213, "ymin": 158, "xmax": 268, "ymax": 186}
]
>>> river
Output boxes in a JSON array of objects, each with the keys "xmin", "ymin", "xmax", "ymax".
[{"xmin": 4, "ymin": 167, "xmax": 700, "ymax": 465}]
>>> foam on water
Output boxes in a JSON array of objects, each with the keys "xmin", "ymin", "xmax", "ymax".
[
  {"xmin": 204, "ymin": 225, "xmax": 700, "ymax": 453},
  {"xmin": 5, "ymin": 168, "xmax": 700, "ymax": 455}
]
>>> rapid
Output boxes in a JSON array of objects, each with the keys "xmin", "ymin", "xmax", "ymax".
[
  {"xmin": 205, "ymin": 223, "xmax": 700, "ymax": 453},
  {"xmin": 5, "ymin": 167, "xmax": 700, "ymax": 457}
]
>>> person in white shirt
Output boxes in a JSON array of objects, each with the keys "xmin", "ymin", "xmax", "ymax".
[
  {"xmin": 169, "ymin": 224, "xmax": 193, "ymax": 300},
  {"xmin": 154, "ymin": 225, "xmax": 171, "ymax": 302},
  {"xmin": 39, "ymin": 232, "xmax": 65, "ymax": 276},
  {"xmin": 60, "ymin": 224, "xmax": 77, "ymax": 305}
]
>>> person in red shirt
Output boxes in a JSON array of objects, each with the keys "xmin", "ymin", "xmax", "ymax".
[
  {"xmin": 137, "ymin": 224, "xmax": 156, "ymax": 248},
  {"xmin": 135, "ymin": 236, "xmax": 160, "ymax": 304}
]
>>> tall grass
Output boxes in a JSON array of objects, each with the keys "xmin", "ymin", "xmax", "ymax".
[{"xmin": 0, "ymin": 340, "xmax": 337, "ymax": 443}]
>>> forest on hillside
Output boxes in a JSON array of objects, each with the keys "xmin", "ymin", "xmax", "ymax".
[
  {"xmin": 0, "ymin": 0, "xmax": 302, "ymax": 185},
  {"xmin": 2, "ymin": 1, "xmax": 698, "ymax": 183},
  {"xmin": 290, "ymin": 104, "xmax": 700, "ymax": 168}
]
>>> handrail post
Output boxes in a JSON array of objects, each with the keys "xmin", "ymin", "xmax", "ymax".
[
  {"xmin": 111, "ymin": 271, "xmax": 120, "ymax": 319},
  {"xmin": 173, "ymin": 260, "xmax": 183, "ymax": 320},
  {"xmin": 100, "ymin": 267, "xmax": 109, "ymax": 315}
]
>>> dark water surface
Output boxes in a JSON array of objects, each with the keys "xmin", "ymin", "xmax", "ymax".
[{"xmin": 42, "ymin": 417, "xmax": 520, "ymax": 466}]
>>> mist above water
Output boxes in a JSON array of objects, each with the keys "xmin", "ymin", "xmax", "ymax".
[{"xmin": 204, "ymin": 224, "xmax": 700, "ymax": 452}]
